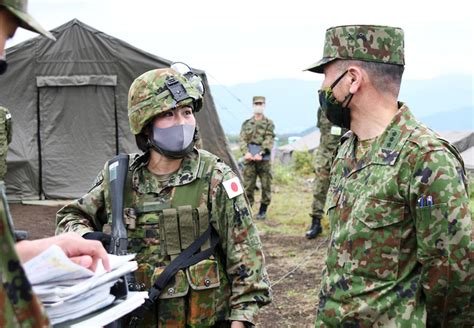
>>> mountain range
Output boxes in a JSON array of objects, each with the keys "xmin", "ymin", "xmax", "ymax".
[{"xmin": 209, "ymin": 74, "xmax": 473, "ymax": 135}]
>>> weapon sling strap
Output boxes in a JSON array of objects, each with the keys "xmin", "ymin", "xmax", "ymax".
[{"xmin": 128, "ymin": 225, "xmax": 219, "ymax": 327}]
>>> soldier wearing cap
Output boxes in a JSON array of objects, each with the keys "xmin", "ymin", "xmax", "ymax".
[
  {"xmin": 56, "ymin": 67, "xmax": 272, "ymax": 327},
  {"xmin": 1, "ymin": 1, "xmax": 112, "ymax": 326},
  {"xmin": 307, "ymin": 25, "xmax": 473, "ymax": 326},
  {"xmin": 239, "ymin": 96, "xmax": 275, "ymax": 220}
]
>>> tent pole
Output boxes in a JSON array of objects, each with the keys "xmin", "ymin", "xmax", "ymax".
[
  {"xmin": 113, "ymin": 87, "xmax": 119, "ymax": 155},
  {"xmin": 36, "ymin": 87, "xmax": 44, "ymax": 200}
]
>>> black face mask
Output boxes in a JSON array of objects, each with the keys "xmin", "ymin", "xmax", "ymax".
[
  {"xmin": 318, "ymin": 70, "xmax": 353, "ymax": 129},
  {"xmin": 0, "ymin": 59, "xmax": 7, "ymax": 75}
]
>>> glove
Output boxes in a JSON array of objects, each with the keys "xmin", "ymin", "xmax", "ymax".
[{"xmin": 83, "ymin": 231, "xmax": 111, "ymax": 248}]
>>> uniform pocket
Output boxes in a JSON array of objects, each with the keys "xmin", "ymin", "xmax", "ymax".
[
  {"xmin": 153, "ymin": 268, "xmax": 189, "ymax": 328},
  {"xmin": 128, "ymin": 213, "xmax": 161, "ymax": 266},
  {"xmin": 186, "ymin": 259, "xmax": 220, "ymax": 327},
  {"xmin": 350, "ymin": 197, "xmax": 406, "ymax": 281}
]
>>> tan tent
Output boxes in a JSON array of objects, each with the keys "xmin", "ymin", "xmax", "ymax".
[{"xmin": 0, "ymin": 19, "xmax": 236, "ymax": 200}]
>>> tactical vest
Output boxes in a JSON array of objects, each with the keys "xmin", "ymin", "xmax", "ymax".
[{"xmin": 104, "ymin": 151, "xmax": 230, "ymax": 327}]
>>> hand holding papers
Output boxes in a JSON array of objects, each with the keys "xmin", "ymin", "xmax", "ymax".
[{"xmin": 24, "ymin": 245, "xmax": 142, "ymax": 325}]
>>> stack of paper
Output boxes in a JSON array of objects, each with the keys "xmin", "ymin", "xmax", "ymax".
[{"xmin": 24, "ymin": 245, "xmax": 140, "ymax": 325}]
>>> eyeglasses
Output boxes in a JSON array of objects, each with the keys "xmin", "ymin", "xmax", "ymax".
[{"xmin": 170, "ymin": 62, "xmax": 205, "ymax": 96}]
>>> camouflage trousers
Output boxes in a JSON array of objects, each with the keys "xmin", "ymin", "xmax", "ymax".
[
  {"xmin": 243, "ymin": 160, "xmax": 272, "ymax": 206},
  {"xmin": 311, "ymin": 133, "xmax": 340, "ymax": 218}
]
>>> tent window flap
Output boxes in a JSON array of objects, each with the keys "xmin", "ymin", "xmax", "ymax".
[{"xmin": 36, "ymin": 75, "xmax": 117, "ymax": 87}]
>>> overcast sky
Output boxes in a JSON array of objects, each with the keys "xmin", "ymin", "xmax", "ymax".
[{"xmin": 9, "ymin": 0, "xmax": 474, "ymax": 86}]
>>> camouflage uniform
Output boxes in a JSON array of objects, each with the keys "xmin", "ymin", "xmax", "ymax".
[
  {"xmin": 0, "ymin": 184, "xmax": 50, "ymax": 327},
  {"xmin": 239, "ymin": 104, "xmax": 275, "ymax": 209},
  {"xmin": 0, "ymin": 107, "xmax": 12, "ymax": 179},
  {"xmin": 306, "ymin": 25, "xmax": 473, "ymax": 326},
  {"xmin": 56, "ymin": 68, "xmax": 271, "ymax": 327},
  {"xmin": 306, "ymin": 107, "xmax": 347, "ymax": 238},
  {"xmin": 317, "ymin": 104, "xmax": 473, "ymax": 327},
  {"xmin": 0, "ymin": 1, "xmax": 55, "ymax": 326},
  {"xmin": 0, "ymin": 107, "xmax": 49, "ymax": 327}
]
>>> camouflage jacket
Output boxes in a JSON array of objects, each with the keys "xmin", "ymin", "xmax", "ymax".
[
  {"xmin": 239, "ymin": 116, "xmax": 275, "ymax": 156},
  {"xmin": 56, "ymin": 149, "xmax": 271, "ymax": 326},
  {"xmin": 0, "ymin": 107, "xmax": 12, "ymax": 180},
  {"xmin": 316, "ymin": 104, "xmax": 473, "ymax": 327},
  {"xmin": 0, "ymin": 183, "xmax": 50, "ymax": 328}
]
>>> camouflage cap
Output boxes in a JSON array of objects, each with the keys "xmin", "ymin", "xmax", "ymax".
[
  {"xmin": 253, "ymin": 96, "xmax": 265, "ymax": 104},
  {"xmin": 128, "ymin": 68, "xmax": 203, "ymax": 135},
  {"xmin": 0, "ymin": 0, "xmax": 55, "ymax": 40},
  {"xmin": 305, "ymin": 25, "xmax": 404, "ymax": 73}
]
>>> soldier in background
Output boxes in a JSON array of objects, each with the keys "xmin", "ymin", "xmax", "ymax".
[
  {"xmin": 56, "ymin": 67, "xmax": 271, "ymax": 327},
  {"xmin": 239, "ymin": 96, "xmax": 275, "ymax": 220},
  {"xmin": 305, "ymin": 107, "xmax": 346, "ymax": 239},
  {"xmin": 0, "ymin": 106, "xmax": 12, "ymax": 178},
  {"xmin": 306, "ymin": 25, "xmax": 472, "ymax": 326},
  {"xmin": 0, "ymin": 2, "xmax": 110, "ymax": 326}
]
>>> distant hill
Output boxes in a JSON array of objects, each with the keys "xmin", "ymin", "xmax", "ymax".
[
  {"xmin": 420, "ymin": 107, "xmax": 473, "ymax": 131},
  {"xmin": 209, "ymin": 75, "xmax": 473, "ymax": 134}
]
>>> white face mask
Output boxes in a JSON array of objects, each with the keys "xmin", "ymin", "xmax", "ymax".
[{"xmin": 253, "ymin": 104, "xmax": 265, "ymax": 114}]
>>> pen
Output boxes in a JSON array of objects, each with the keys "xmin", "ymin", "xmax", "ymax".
[
  {"xmin": 418, "ymin": 196, "xmax": 424, "ymax": 208},
  {"xmin": 426, "ymin": 195, "xmax": 433, "ymax": 207}
]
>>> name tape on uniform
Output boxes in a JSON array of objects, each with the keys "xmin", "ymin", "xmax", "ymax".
[{"xmin": 222, "ymin": 176, "xmax": 244, "ymax": 199}]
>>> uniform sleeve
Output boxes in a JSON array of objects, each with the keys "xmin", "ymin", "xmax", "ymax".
[
  {"xmin": 55, "ymin": 169, "xmax": 108, "ymax": 236},
  {"xmin": 261, "ymin": 120, "xmax": 275, "ymax": 154},
  {"xmin": 239, "ymin": 121, "xmax": 249, "ymax": 156},
  {"xmin": 211, "ymin": 165, "xmax": 272, "ymax": 324},
  {"xmin": 409, "ymin": 149, "xmax": 473, "ymax": 326}
]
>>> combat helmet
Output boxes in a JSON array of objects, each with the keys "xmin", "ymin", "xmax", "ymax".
[
  {"xmin": 0, "ymin": 0, "xmax": 55, "ymax": 40},
  {"xmin": 128, "ymin": 66, "xmax": 204, "ymax": 136}
]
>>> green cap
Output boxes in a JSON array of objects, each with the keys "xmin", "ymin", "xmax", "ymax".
[
  {"xmin": 253, "ymin": 96, "xmax": 265, "ymax": 104},
  {"xmin": 0, "ymin": 0, "xmax": 55, "ymax": 40},
  {"xmin": 128, "ymin": 68, "xmax": 203, "ymax": 135},
  {"xmin": 305, "ymin": 25, "xmax": 404, "ymax": 73}
]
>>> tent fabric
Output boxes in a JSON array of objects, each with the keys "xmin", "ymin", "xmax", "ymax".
[
  {"xmin": 460, "ymin": 147, "xmax": 474, "ymax": 174},
  {"xmin": 36, "ymin": 75, "xmax": 117, "ymax": 87},
  {"xmin": 0, "ymin": 19, "xmax": 237, "ymax": 200}
]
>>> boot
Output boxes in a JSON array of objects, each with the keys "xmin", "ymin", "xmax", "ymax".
[
  {"xmin": 256, "ymin": 204, "xmax": 268, "ymax": 220},
  {"xmin": 305, "ymin": 215, "xmax": 322, "ymax": 239}
]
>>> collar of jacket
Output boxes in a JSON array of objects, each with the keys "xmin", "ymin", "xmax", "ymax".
[
  {"xmin": 131, "ymin": 148, "xmax": 202, "ymax": 194},
  {"xmin": 337, "ymin": 102, "xmax": 417, "ymax": 172}
]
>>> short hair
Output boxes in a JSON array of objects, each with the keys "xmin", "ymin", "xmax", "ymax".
[{"xmin": 333, "ymin": 59, "xmax": 404, "ymax": 96}]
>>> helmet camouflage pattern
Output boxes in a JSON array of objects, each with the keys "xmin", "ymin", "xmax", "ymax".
[
  {"xmin": 0, "ymin": 0, "xmax": 55, "ymax": 40},
  {"xmin": 128, "ymin": 68, "xmax": 203, "ymax": 135},
  {"xmin": 306, "ymin": 25, "xmax": 404, "ymax": 73}
]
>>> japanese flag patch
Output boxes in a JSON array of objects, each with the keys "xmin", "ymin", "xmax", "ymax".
[{"xmin": 222, "ymin": 176, "xmax": 244, "ymax": 199}]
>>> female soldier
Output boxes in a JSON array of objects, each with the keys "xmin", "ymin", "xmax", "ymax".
[{"xmin": 56, "ymin": 65, "xmax": 271, "ymax": 327}]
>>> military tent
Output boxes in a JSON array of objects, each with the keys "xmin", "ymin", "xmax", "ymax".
[{"xmin": 0, "ymin": 19, "xmax": 236, "ymax": 200}]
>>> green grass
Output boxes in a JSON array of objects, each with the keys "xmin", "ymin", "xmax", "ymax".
[{"xmin": 253, "ymin": 165, "xmax": 316, "ymax": 236}]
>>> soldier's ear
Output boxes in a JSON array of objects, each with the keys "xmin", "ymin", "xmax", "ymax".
[{"xmin": 347, "ymin": 66, "xmax": 362, "ymax": 94}]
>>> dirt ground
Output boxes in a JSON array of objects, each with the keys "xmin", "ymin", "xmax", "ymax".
[{"xmin": 9, "ymin": 202, "xmax": 327, "ymax": 328}]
